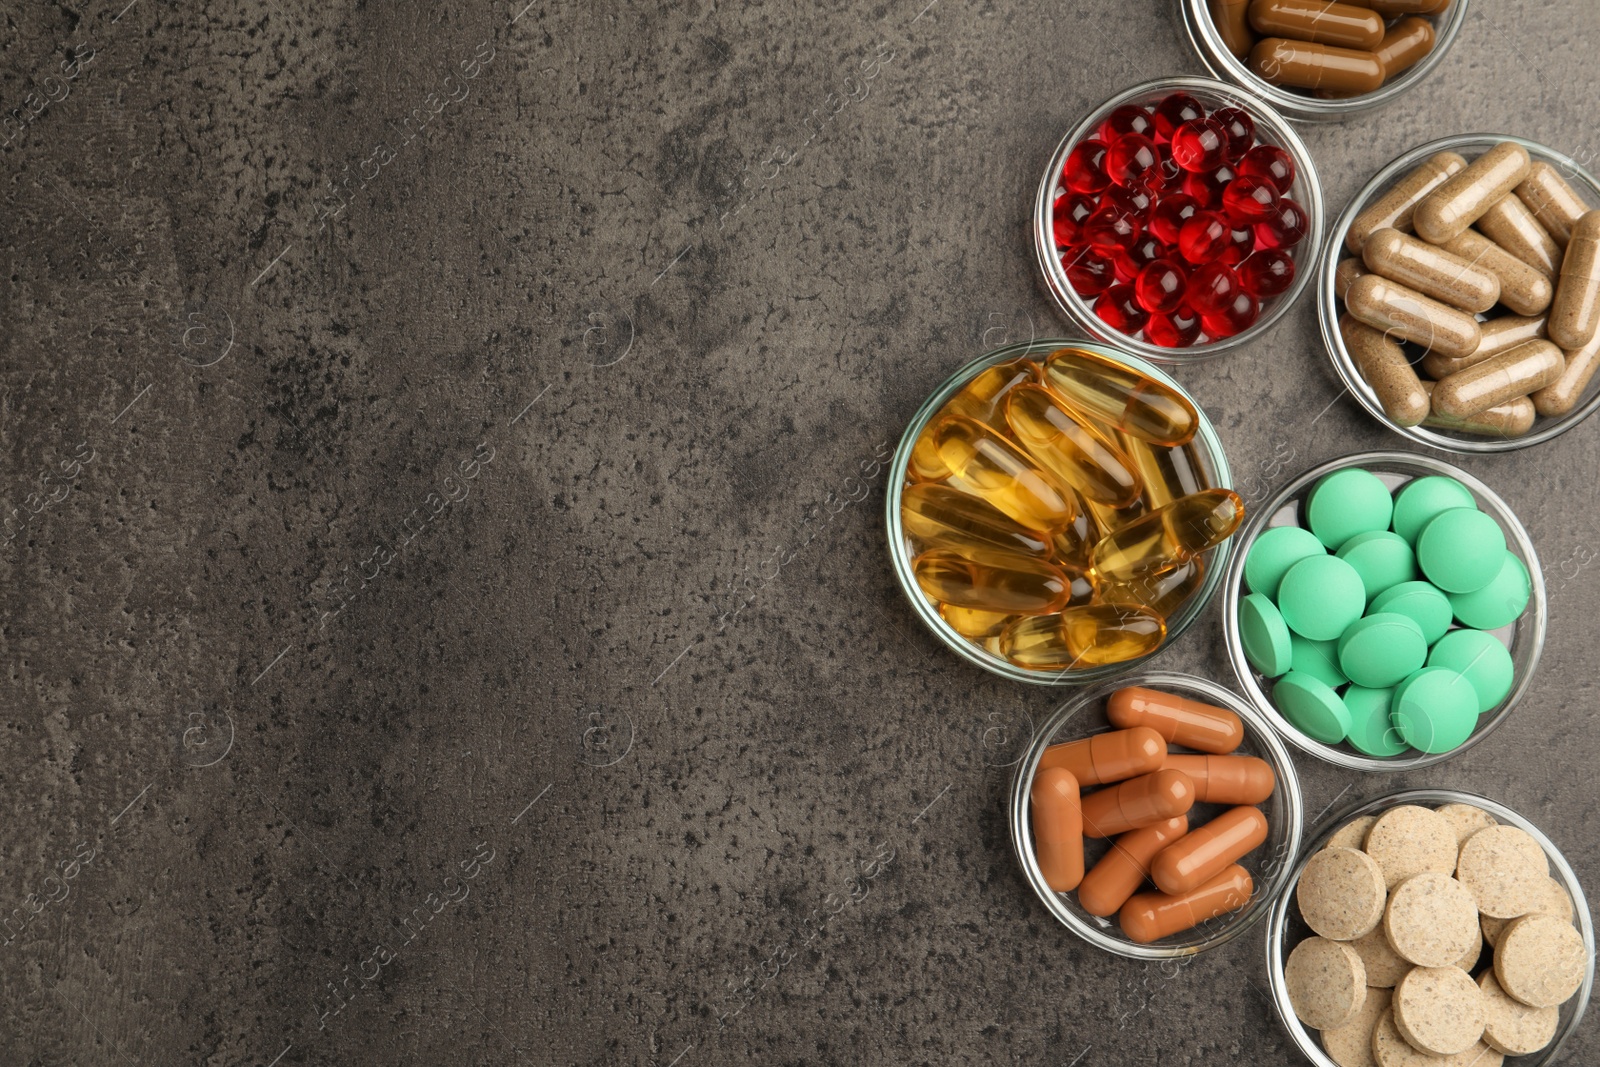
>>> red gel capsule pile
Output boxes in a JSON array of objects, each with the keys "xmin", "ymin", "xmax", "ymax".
[{"xmin": 1053, "ymin": 93, "xmax": 1308, "ymax": 349}]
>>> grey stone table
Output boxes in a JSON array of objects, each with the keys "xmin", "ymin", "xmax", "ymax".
[{"xmin": 3, "ymin": 1, "xmax": 1598, "ymax": 1063}]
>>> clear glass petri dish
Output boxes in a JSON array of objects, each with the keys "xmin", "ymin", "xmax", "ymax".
[
  {"xmin": 1319, "ymin": 134, "xmax": 1600, "ymax": 453},
  {"xmin": 1266, "ymin": 787, "xmax": 1594, "ymax": 1067},
  {"xmin": 1179, "ymin": 0, "xmax": 1472, "ymax": 124},
  {"xmin": 1009, "ymin": 671, "xmax": 1305, "ymax": 959},
  {"xmin": 1221, "ymin": 450, "xmax": 1547, "ymax": 771},
  {"xmin": 885, "ymin": 338, "xmax": 1235, "ymax": 685},
  {"xmin": 1032, "ymin": 76, "xmax": 1324, "ymax": 365}
]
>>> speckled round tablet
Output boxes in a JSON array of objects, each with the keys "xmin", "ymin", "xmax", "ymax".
[
  {"xmin": 1454, "ymin": 930, "xmax": 1482, "ymax": 973},
  {"xmin": 1370, "ymin": 581, "xmax": 1455, "ymax": 646},
  {"xmin": 1325, "ymin": 815, "xmax": 1378, "ymax": 852},
  {"xmin": 1247, "ymin": 525, "xmax": 1328, "ymax": 599},
  {"xmin": 1372, "ymin": 1009, "xmax": 1439, "ymax": 1067},
  {"xmin": 1456, "ymin": 825, "xmax": 1547, "ymax": 919},
  {"xmin": 1435, "ymin": 803, "xmax": 1497, "ymax": 848},
  {"xmin": 1392, "ymin": 476, "xmax": 1477, "ymax": 545},
  {"xmin": 1351, "ymin": 922, "xmax": 1412, "ymax": 988},
  {"xmin": 1477, "ymin": 970, "xmax": 1558, "ymax": 1055},
  {"xmin": 1300, "ymin": 846, "xmax": 1388, "ymax": 940},
  {"xmin": 1276, "ymin": 671, "xmax": 1353, "ymax": 744},
  {"xmin": 1339, "ymin": 531, "xmax": 1419, "ymax": 604},
  {"xmin": 1495, "ymin": 914, "xmax": 1587, "ymax": 1008},
  {"xmin": 1344, "ymin": 686, "xmax": 1408, "ymax": 757},
  {"xmin": 1482, "ymin": 875, "xmax": 1574, "ymax": 947},
  {"xmin": 1417, "ymin": 509, "xmax": 1508, "ymax": 595},
  {"xmin": 1394, "ymin": 966, "xmax": 1485, "ymax": 1055},
  {"xmin": 1241, "ymin": 592, "xmax": 1293, "ymax": 677},
  {"xmin": 1311, "ymin": 469, "xmax": 1395, "ymax": 551},
  {"xmin": 1340, "ymin": 613, "xmax": 1428, "ymax": 689},
  {"xmin": 1391, "ymin": 668, "xmax": 1479, "ymax": 754},
  {"xmin": 1292, "ymin": 633, "xmax": 1349, "ymax": 687},
  {"xmin": 1323, "ymin": 985, "xmax": 1391, "ymax": 1067},
  {"xmin": 1279, "ymin": 554, "xmax": 1368, "ymax": 640},
  {"xmin": 1366, "ymin": 806, "xmax": 1459, "ymax": 889},
  {"xmin": 1448, "ymin": 554, "xmax": 1531, "ymax": 631},
  {"xmin": 1288, "ymin": 936, "xmax": 1369, "ymax": 1029},
  {"xmin": 1427, "ymin": 631, "xmax": 1515, "ymax": 714},
  {"xmin": 1386, "ymin": 873, "xmax": 1480, "ymax": 967}
]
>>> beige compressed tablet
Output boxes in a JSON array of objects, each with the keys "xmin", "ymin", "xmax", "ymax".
[
  {"xmin": 1456, "ymin": 825, "xmax": 1548, "ymax": 918},
  {"xmin": 1394, "ymin": 966, "xmax": 1485, "ymax": 1056},
  {"xmin": 1301, "ymin": 847, "xmax": 1389, "ymax": 940},
  {"xmin": 1372, "ymin": 1008, "xmax": 1441, "ymax": 1067},
  {"xmin": 1288, "ymin": 936, "xmax": 1368, "ymax": 1030},
  {"xmin": 1435, "ymin": 804, "xmax": 1497, "ymax": 848},
  {"xmin": 1323, "ymin": 985, "xmax": 1390, "ymax": 1067},
  {"xmin": 1367, "ymin": 806, "xmax": 1459, "ymax": 890},
  {"xmin": 1326, "ymin": 815, "xmax": 1379, "ymax": 852},
  {"xmin": 1443, "ymin": 1041, "xmax": 1504, "ymax": 1067},
  {"xmin": 1386, "ymin": 873, "xmax": 1480, "ymax": 967},
  {"xmin": 1454, "ymin": 930, "xmax": 1482, "ymax": 973},
  {"xmin": 1482, "ymin": 875, "xmax": 1574, "ymax": 946},
  {"xmin": 1477, "ymin": 970, "xmax": 1558, "ymax": 1055},
  {"xmin": 1495, "ymin": 914, "xmax": 1587, "ymax": 1008},
  {"xmin": 1352, "ymin": 922, "xmax": 1412, "ymax": 988}
]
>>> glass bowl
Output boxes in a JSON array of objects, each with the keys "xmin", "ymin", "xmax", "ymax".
[
  {"xmin": 885, "ymin": 338, "xmax": 1235, "ymax": 685},
  {"xmin": 1266, "ymin": 787, "xmax": 1594, "ymax": 1067},
  {"xmin": 1032, "ymin": 76, "xmax": 1324, "ymax": 364},
  {"xmin": 1180, "ymin": 0, "xmax": 1472, "ymax": 124},
  {"xmin": 1221, "ymin": 451, "xmax": 1547, "ymax": 771},
  {"xmin": 1009, "ymin": 671, "xmax": 1305, "ymax": 959},
  {"xmin": 1320, "ymin": 134, "xmax": 1600, "ymax": 453}
]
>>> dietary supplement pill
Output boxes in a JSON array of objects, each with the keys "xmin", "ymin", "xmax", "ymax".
[
  {"xmin": 1420, "ymin": 382, "xmax": 1536, "ymax": 438},
  {"xmin": 1248, "ymin": 38, "xmax": 1384, "ymax": 95},
  {"xmin": 1414, "ymin": 142, "xmax": 1532, "ymax": 245},
  {"xmin": 1239, "ymin": 592, "xmax": 1293, "ymax": 676},
  {"xmin": 1079, "ymin": 768, "xmax": 1196, "ymax": 838},
  {"xmin": 1245, "ymin": 525, "xmax": 1327, "ymax": 598},
  {"xmin": 1346, "ymin": 273, "xmax": 1482, "ymax": 360},
  {"xmin": 1477, "ymin": 193, "xmax": 1562, "ymax": 278},
  {"xmin": 1362, "ymin": 226, "xmax": 1501, "ymax": 313},
  {"xmin": 1549, "ymin": 209, "xmax": 1600, "ymax": 350},
  {"xmin": 1516, "ymin": 160, "xmax": 1589, "ymax": 247},
  {"xmin": 1308, "ymin": 466, "xmax": 1395, "ymax": 550},
  {"xmin": 1151, "ymin": 805, "xmax": 1269, "ymax": 895},
  {"xmin": 1118, "ymin": 864, "xmax": 1252, "ymax": 944},
  {"xmin": 1533, "ymin": 329, "xmax": 1600, "ymax": 416},
  {"xmin": 1090, "ymin": 488, "xmax": 1244, "ymax": 581},
  {"xmin": 1005, "ymin": 384, "xmax": 1144, "ymax": 507},
  {"xmin": 1440, "ymin": 230, "xmax": 1552, "ymax": 316},
  {"xmin": 1247, "ymin": 0, "xmax": 1384, "ymax": 50},
  {"xmin": 1209, "ymin": 0, "xmax": 1257, "ymax": 56},
  {"xmin": 1430, "ymin": 339, "xmax": 1564, "ymax": 419},
  {"xmin": 912, "ymin": 549, "xmax": 1073, "ymax": 614},
  {"xmin": 1043, "ymin": 347, "xmax": 1199, "ymax": 446},
  {"xmin": 1038, "ymin": 726, "xmax": 1167, "ymax": 787},
  {"xmin": 1420, "ymin": 313, "xmax": 1548, "ymax": 380},
  {"xmin": 1030, "ymin": 767, "xmax": 1084, "ymax": 892},
  {"xmin": 1341, "ymin": 316, "xmax": 1430, "ymax": 426},
  {"xmin": 933, "ymin": 414, "xmax": 1079, "ymax": 530},
  {"xmin": 1106, "ymin": 685, "xmax": 1244, "ymax": 753},
  {"xmin": 1161, "ymin": 754, "xmax": 1277, "ymax": 805},
  {"xmin": 900, "ymin": 483, "xmax": 1053, "ymax": 564},
  {"xmin": 1371, "ymin": 15, "xmax": 1434, "ymax": 78},
  {"xmin": 1346, "ymin": 151, "xmax": 1466, "ymax": 254},
  {"xmin": 1285, "ymin": 936, "xmax": 1368, "ymax": 1029},
  {"xmin": 1077, "ymin": 815, "xmax": 1188, "ymax": 918},
  {"xmin": 1334, "ymin": 256, "xmax": 1369, "ymax": 299}
]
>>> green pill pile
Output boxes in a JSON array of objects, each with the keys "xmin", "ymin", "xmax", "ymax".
[{"xmin": 1237, "ymin": 470, "xmax": 1530, "ymax": 757}]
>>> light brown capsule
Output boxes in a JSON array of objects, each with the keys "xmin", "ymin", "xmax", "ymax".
[
  {"xmin": 1210, "ymin": 0, "xmax": 1257, "ymax": 57},
  {"xmin": 1247, "ymin": 0, "xmax": 1383, "ymax": 49},
  {"xmin": 1422, "ymin": 384, "xmax": 1537, "ymax": 438},
  {"xmin": 1549, "ymin": 210, "xmax": 1600, "ymax": 351},
  {"xmin": 1431, "ymin": 339, "xmax": 1564, "ymax": 418},
  {"xmin": 1040, "ymin": 727, "xmax": 1167, "ymax": 787},
  {"xmin": 1119, "ymin": 865, "xmax": 1253, "ymax": 944},
  {"xmin": 1478, "ymin": 194, "xmax": 1563, "ymax": 278},
  {"xmin": 1341, "ymin": 314, "xmax": 1430, "ymax": 426},
  {"xmin": 1335, "ymin": 257, "xmax": 1370, "ymax": 300},
  {"xmin": 1030, "ymin": 768, "xmax": 1084, "ymax": 892},
  {"xmin": 1080, "ymin": 768, "xmax": 1196, "ymax": 839},
  {"xmin": 1346, "ymin": 273, "xmax": 1482, "ymax": 359},
  {"xmin": 1106, "ymin": 686, "xmax": 1244, "ymax": 753},
  {"xmin": 1421, "ymin": 314, "xmax": 1547, "ymax": 379},
  {"xmin": 1151, "ymin": 806, "xmax": 1270, "ymax": 896},
  {"xmin": 1345, "ymin": 152, "xmax": 1467, "ymax": 254},
  {"xmin": 1441, "ymin": 229, "xmax": 1554, "ymax": 316},
  {"xmin": 1161, "ymin": 755, "xmax": 1277, "ymax": 805},
  {"xmin": 1516, "ymin": 161, "xmax": 1591, "ymax": 247},
  {"xmin": 1347, "ymin": 0, "xmax": 1449, "ymax": 13},
  {"xmin": 1414, "ymin": 143, "xmax": 1533, "ymax": 245},
  {"xmin": 1249, "ymin": 38, "xmax": 1384, "ymax": 95},
  {"xmin": 1078, "ymin": 816, "xmax": 1189, "ymax": 918},
  {"xmin": 1362, "ymin": 227, "xmax": 1501, "ymax": 313},
  {"xmin": 1533, "ymin": 330, "xmax": 1600, "ymax": 417},
  {"xmin": 1372, "ymin": 16, "xmax": 1434, "ymax": 78}
]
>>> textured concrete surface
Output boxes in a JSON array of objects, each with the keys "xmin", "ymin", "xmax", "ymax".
[{"xmin": 3, "ymin": 1, "xmax": 1599, "ymax": 1064}]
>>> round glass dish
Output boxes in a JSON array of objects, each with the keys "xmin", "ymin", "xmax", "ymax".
[
  {"xmin": 1319, "ymin": 134, "xmax": 1600, "ymax": 453},
  {"xmin": 1009, "ymin": 671, "xmax": 1305, "ymax": 959},
  {"xmin": 885, "ymin": 338, "xmax": 1235, "ymax": 685},
  {"xmin": 1032, "ymin": 76, "xmax": 1324, "ymax": 364},
  {"xmin": 1266, "ymin": 787, "xmax": 1593, "ymax": 1067},
  {"xmin": 1221, "ymin": 450, "xmax": 1547, "ymax": 771},
  {"xmin": 1179, "ymin": 0, "xmax": 1472, "ymax": 124}
]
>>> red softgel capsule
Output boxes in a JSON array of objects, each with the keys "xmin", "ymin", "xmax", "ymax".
[
  {"xmin": 1186, "ymin": 262, "xmax": 1240, "ymax": 316},
  {"xmin": 1149, "ymin": 193, "xmax": 1200, "ymax": 245},
  {"xmin": 1135, "ymin": 258, "xmax": 1189, "ymax": 315},
  {"xmin": 1100, "ymin": 104, "xmax": 1154, "ymax": 143},
  {"xmin": 1152, "ymin": 92, "xmax": 1205, "ymax": 142},
  {"xmin": 1255, "ymin": 197, "xmax": 1308, "ymax": 250},
  {"xmin": 1064, "ymin": 139, "xmax": 1111, "ymax": 195},
  {"xmin": 1146, "ymin": 308, "xmax": 1202, "ymax": 348},
  {"xmin": 1181, "ymin": 163, "xmax": 1236, "ymax": 209},
  {"xmin": 1053, "ymin": 193, "xmax": 1098, "ymax": 246},
  {"xmin": 1170, "ymin": 117, "xmax": 1228, "ymax": 173},
  {"xmin": 1238, "ymin": 144, "xmax": 1295, "ymax": 194},
  {"xmin": 1200, "ymin": 291, "xmax": 1261, "ymax": 339},
  {"xmin": 1113, "ymin": 234, "xmax": 1166, "ymax": 284},
  {"xmin": 1095, "ymin": 283, "xmax": 1149, "ymax": 334},
  {"xmin": 1210, "ymin": 107, "xmax": 1255, "ymax": 161},
  {"xmin": 1105, "ymin": 184, "xmax": 1157, "ymax": 219},
  {"xmin": 1065, "ymin": 246, "xmax": 1116, "ymax": 296},
  {"xmin": 1105, "ymin": 133, "xmax": 1160, "ymax": 188},
  {"xmin": 1178, "ymin": 210, "xmax": 1230, "ymax": 265},
  {"xmin": 1222, "ymin": 175, "xmax": 1280, "ymax": 226},
  {"xmin": 1085, "ymin": 201, "xmax": 1143, "ymax": 251},
  {"xmin": 1219, "ymin": 226, "xmax": 1255, "ymax": 266},
  {"xmin": 1238, "ymin": 249, "xmax": 1296, "ymax": 297}
]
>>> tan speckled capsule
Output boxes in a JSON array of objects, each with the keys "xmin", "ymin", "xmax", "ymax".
[
  {"xmin": 1345, "ymin": 152, "xmax": 1467, "ymax": 254},
  {"xmin": 1533, "ymin": 331, "xmax": 1600, "ymax": 417},
  {"xmin": 1372, "ymin": 16, "xmax": 1434, "ymax": 79},
  {"xmin": 1421, "ymin": 314, "xmax": 1548, "ymax": 379},
  {"xmin": 1335, "ymin": 258, "xmax": 1369, "ymax": 300},
  {"xmin": 1431, "ymin": 339, "xmax": 1565, "ymax": 418},
  {"xmin": 1421, "ymin": 382, "xmax": 1537, "ymax": 437},
  {"xmin": 1414, "ymin": 143, "xmax": 1533, "ymax": 245},
  {"xmin": 1478, "ymin": 194, "xmax": 1563, "ymax": 277},
  {"xmin": 1441, "ymin": 229, "xmax": 1553, "ymax": 316},
  {"xmin": 1346, "ymin": 273, "xmax": 1482, "ymax": 359},
  {"xmin": 1517, "ymin": 161, "xmax": 1590, "ymax": 247},
  {"xmin": 1362, "ymin": 227, "xmax": 1501, "ymax": 313},
  {"xmin": 1342, "ymin": 314, "xmax": 1429, "ymax": 426},
  {"xmin": 1549, "ymin": 210, "xmax": 1600, "ymax": 350}
]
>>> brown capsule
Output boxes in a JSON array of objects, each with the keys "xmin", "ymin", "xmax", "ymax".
[
  {"xmin": 1030, "ymin": 767, "xmax": 1084, "ymax": 893},
  {"xmin": 1151, "ymin": 806, "xmax": 1270, "ymax": 896},
  {"xmin": 1162, "ymin": 754, "xmax": 1277, "ymax": 805},
  {"xmin": 1078, "ymin": 816, "xmax": 1189, "ymax": 918},
  {"xmin": 1346, "ymin": 152, "xmax": 1467, "ymax": 254},
  {"xmin": 1335, "ymin": 257, "xmax": 1370, "ymax": 300},
  {"xmin": 1362, "ymin": 227, "xmax": 1501, "ymax": 313},
  {"xmin": 1346, "ymin": 273, "xmax": 1482, "ymax": 359},
  {"xmin": 1415, "ymin": 143, "xmax": 1533, "ymax": 245},
  {"xmin": 1549, "ymin": 210, "xmax": 1600, "ymax": 351},
  {"xmin": 1119, "ymin": 864, "xmax": 1254, "ymax": 944},
  {"xmin": 1420, "ymin": 314, "xmax": 1548, "ymax": 379},
  {"xmin": 1106, "ymin": 686, "xmax": 1244, "ymax": 754},
  {"xmin": 1423, "ymin": 394, "xmax": 1537, "ymax": 438},
  {"xmin": 1431, "ymin": 339, "xmax": 1564, "ymax": 418},
  {"xmin": 1247, "ymin": 0, "xmax": 1384, "ymax": 50},
  {"xmin": 1080, "ymin": 768, "xmax": 1196, "ymax": 839},
  {"xmin": 1441, "ymin": 229, "xmax": 1554, "ymax": 317},
  {"xmin": 1341, "ymin": 314, "xmax": 1430, "ymax": 427},
  {"xmin": 1210, "ymin": 0, "xmax": 1258, "ymax": 57},
  {"xmin": 1516, "ymin": 161, "xmax": 1591, "ymax": 248},
  {"xmin": 1248, "ymin": 37, "xmax": 1384, "ymax": 95},
  {"xmin": 1347, "ymin": 0, "xmax": 1449, "ymax": 13},
  {"xmin": 1039, "ymin": 726, "xmax": 1167, "ymax": 787},
  {"xmin": 1478, "ymin": 194, "xmax": 1563, "ymax": 278},
  {"xmin": 1533, "ymin": 330, "xmax": 1600, "ymax": 417},
  {"xmin": 1372, "ymin": 16, "xmax": 1435, "ymax": 78}
]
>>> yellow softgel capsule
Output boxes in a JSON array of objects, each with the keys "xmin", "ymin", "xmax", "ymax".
[
  {"xmin": 932, "ymin": 414, "xmax": 1077, "ymax": 531},
  {"xmin": 1091, "ymin": 489, "xmax": 1244, "ymax": 582},
  {"xmin": 938, "ymin": 604, "xmax": 1015, "ymax": 639},
  {"xmin": 1100, "ymin": 556, "xmax": 1205, "ymax": 618},
  {"xmin": 900, "ymin": 483, "xmax": 1052, "ymax": 564},
  {"xmin": 912, "ymin": 549, "xmax": 1072, "ymax": 614},
  {"xmin": 1004, "ymin": 384, "xmax": 1143, "ymax": 507},
  {"xmin": 908, "ymin": 358, "xmax": 1042, "ymax": 482},
  {"xmin": 1051, "ymin": 499, "xmax": 1100, "ymax": 572},
  {"xmin": 1119, "ymin": 434, "xmax": 1208, "ymax": 508},
  {"xmin": 1043, "ymin": 347, "xmax": 1199, "ymax": 446},
  {"xmin": 1000, "ymin": 605, "xmax": 1166, "ymax": 670}
]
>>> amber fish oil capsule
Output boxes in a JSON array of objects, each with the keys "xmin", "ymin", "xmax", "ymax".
[
  {"xmin": 999, "ymin": 605, "xmax": 1165, "ymax": 670},
  {"xmin": 1346, "ymin": 152, "xmax": 1466, "ymax": 254},
  {"xmin": 1249, "ymin": 38, "xmax": 1384, "ymax": 95},
  {"xmin": 1004, "ymin": 384, "xmax": 1143, "ymax": 508},
  {"xmin": 901, "ymin": 483, "xmax": 1052, "ymax": 564},
  {"xmin": 1414, "ymin": 142, "xmax": 1533, "ymax": 245},
  {"xmin": 1043, "ymin": 348, "xmax": 1198, "ymax": 447},
  {"xmin": 1549, "ymin": 209, "xmax": 1600, "ymax": 351},
  {"xmin": 912, "ymin": 549, "xmax": 1072, "ymax": 614},
  {"xmin": 932, "ymin": 414, "xmax": 1078, "ymax": 531},
  {"xmin": 1078, "ymin": 816, "xmax": 1189, "ymax": 918},
  {"xmin": 1346, "ymin": 273, "xmax": 1482, "ymax": 359},
  {"xmin": 1090, "ymin": 489, "xmax": 1244, "ymax": 582},
  {"xmin": 1361, "ymin": 227, "xmax": 1501, "ymax": 313}
]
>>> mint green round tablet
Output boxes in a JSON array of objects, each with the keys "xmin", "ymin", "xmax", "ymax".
[
  {"xmin": 1337, "ymin": 612, "xmax": 1427, "ymax": 688},
  {"xmin": 1368, "ymin": 581, "xmax": 1455, "ymax": 646},
  {"xmin": 1289, "ymin": 634, "xmax": 1347, "ymax": 688},
  {"xmin": 1240, "ymin": 593, "xmax": 1293, "ymax": 676},
  {"xmin": 1448, "ymin": 553, "xmax": 1532, "ymax": 631},
  {"xmin": 1274, "ymin": 671, "xmax": 1352, "ymax": 744},
  {"xmin": 1392, "ymin": 475, "xmax": 1477, "ymax": 545},
  {"xmin": 1337, "ymin": 530, "xmax": 1418, "ymax": 604},
  {"xmin": 1416, "ymin": 508, "xmax": 1508, "ymax": 594},
  {"xmin": 1308, "ymin": 468, "xmax": 1394, "ymax": 551},
  {"xmin": 1427, "ymin": 629, "xmax": 1515, "ymax": 713},
  {"xmin": 1344, "ymin": 686, "xmax": 1408, "ymax": 756},
  {"xmin": 1245, "ymin": 525, "xmax": 1327, "ymax": 599},
  {"xmin": 1276, "ymin": 554, "xmax": 1366, "ymax": 640},
  {"xmin": 1391, "ymin": 667, "xmax": 1478, "ymax": 753}
]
